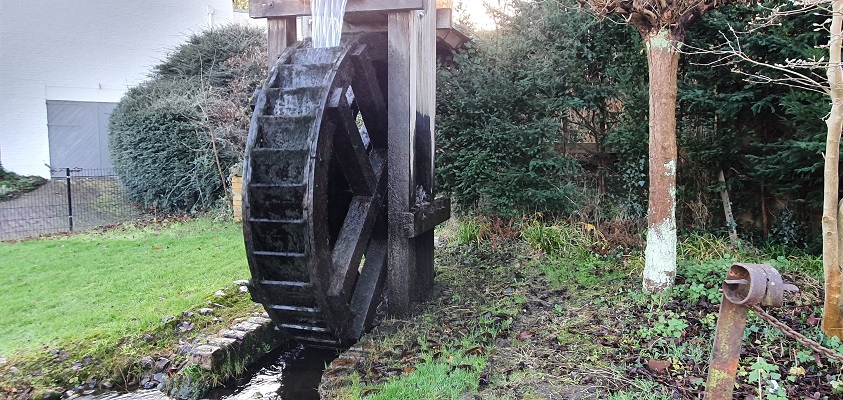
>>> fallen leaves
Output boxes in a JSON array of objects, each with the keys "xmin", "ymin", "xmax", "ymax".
[
  {"xmin": 646, "ymin": 358, "xmax": 671, "ymax": 373},
  {"xmin": 516, "ymin": 330, "xmax": 535, "ymax": 341}
]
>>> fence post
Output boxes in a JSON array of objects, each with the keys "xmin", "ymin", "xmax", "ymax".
[{"xmin": 66, "ymin": 168, "xmax": 73, "ymax": 231}]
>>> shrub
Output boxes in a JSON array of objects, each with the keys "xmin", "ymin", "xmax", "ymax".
[
  {"xmin": 0, "ymin": 164, "xmax": 47, "ymax": 201},
  {"xmin": 109, "ymin": 25, "xmax": 266, "ymax": 212}
]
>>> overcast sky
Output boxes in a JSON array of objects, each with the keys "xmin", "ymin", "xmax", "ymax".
[{"xmin": 455, "ymin": 0, "xmax": 503, "ymax": 30}]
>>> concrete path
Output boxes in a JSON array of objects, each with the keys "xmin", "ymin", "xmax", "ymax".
[{"xmin": 0, "ymin": 178, "xmax": 142, "ymax": 241}]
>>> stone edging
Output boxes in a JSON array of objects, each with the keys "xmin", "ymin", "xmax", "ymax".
[{"xmin": 162, "ymin": 312, "xmax": 287, "ymax": 399}]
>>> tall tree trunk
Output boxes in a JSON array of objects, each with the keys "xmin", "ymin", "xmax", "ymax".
[
  {"xmin": 642, "ymin": 27, "xmax": 681, "ymax": 292},
  {"xmin": 822, "ymin": 0, "xmax": 843, "ymax": 338}
]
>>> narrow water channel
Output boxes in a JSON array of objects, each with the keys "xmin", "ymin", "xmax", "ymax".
[{"xmin": 77, "ymin": 344, "xmax": 337, "ymax": 400}]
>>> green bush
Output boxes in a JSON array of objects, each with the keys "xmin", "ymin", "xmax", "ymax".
[{"xmin": 109, "ymin": 25, "xmax": 266, "ymax": 212}]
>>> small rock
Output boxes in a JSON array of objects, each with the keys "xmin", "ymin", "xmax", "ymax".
[
  {"xmin": 239, "ymin": 286, "xmax": 249, "ymax": 294},
  {"xmin": 153, "ymin": 373, "xmax": 164, "ymax": 383},
  {"xmin": 34, "ymin": 389, "xmax": 61, "ymax": 400},
  {"xmin": 0, "ymin": 357, "xmax": 6, "ymax": 365},
  {"xmin": 233, "ymin": 279, "xmax": 250, "ymax": 286},
  {"xmin": 198, "ymin": 308, "xmax": 214, "ymax": 315},
  {"xmin": 161, "ymin": 315, "xmax": 175, "ymax": 324},
  {"xmin": 126, "ymin": 381, "xmax": 139, "ymax": 388},
  {"xmin": 101, "ymin": 381, "xmax": 114, "ymax": 390},
  {"xmin": 82, "ymin": 390, "xmax": 95, "ymax": 395},
  {"xmin": 64, "ymin": 390, "xmax": 76, "ymax": 398},
  {"xmin": 143, "ymin": 334, "xmax": 154, "ymax": 342},
  {"xmin": 140, "ymin": 356, "xmax": 154, "ymax": 370},
  {"xmin": 176, "ymin": 321, "xmax": 195, "ymax": 333},
  {"xmin": 182, "ymin": 311, "xmax": 195, "ymax": 318},
  {"xmin": 141, "ymin": 379, "xmax": 156, "ymax": 390},
  {"xmin": 154, "ymin": 357, "xmax": 171, "ymax": 372},
  {"xmin": 9, "ymin": 366, "xmax": 20, "ymax": 374},
  {"xmin": 214, "ymin": 290, "xmax": 226, "ymax": 297},
  {"xmin": 212, "ymin": 317, "xmax": 223, "ymax": 322}
]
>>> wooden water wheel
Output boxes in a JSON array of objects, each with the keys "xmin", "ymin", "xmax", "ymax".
[{"xmin": 242, "ymin": 33, "xmax": 390, "ymax": 348}]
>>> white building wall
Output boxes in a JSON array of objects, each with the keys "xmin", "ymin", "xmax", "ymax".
[
  {"xmin": 0, "ymin": 0, "xmax": 236, "ymax": 177},
  {"xmin": 233, "ymin": 9, "xmax": 267, "ymax": 28}
]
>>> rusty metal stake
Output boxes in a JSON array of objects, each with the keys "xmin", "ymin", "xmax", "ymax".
[{"xmin": 705, "ymin": 263, "xmax": 798, "ymax": 400}]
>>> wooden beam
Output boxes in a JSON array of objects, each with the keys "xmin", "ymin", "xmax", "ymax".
[
  {"xmin": 401, "ymin": 198, "xmax": 451, "ymax": 238},
  {"xmin": 387, "ymin": 10, "xmax": 416, "ymax": 317},
  {"xmin": 412, "ymin": 0, "xmax": 438, "ymax": 304},
  {"xmin": 267, "ymin": 17, "xmax": 297, "ymax": 67},
  {"xmin": 250, "ymin": 0, "xmax": 423, "ymax": 18}
]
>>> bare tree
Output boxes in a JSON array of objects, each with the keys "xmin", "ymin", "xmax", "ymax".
[
  {"xmin": 684, "ymin": 0, "xmax": 843, "ymax": 336},
  {"xmin": 582, "ymin": 0, "xmax": 732, "ymax": 291}
]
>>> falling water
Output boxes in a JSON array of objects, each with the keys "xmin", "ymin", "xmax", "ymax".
[{"xmin": 310, "ymin": 0, "xmax": 348, "ymax": 48}]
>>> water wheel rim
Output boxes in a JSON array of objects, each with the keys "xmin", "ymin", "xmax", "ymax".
[{"xmin": 242, "ymin": 33, "xmax": 389, "ymax": 347}]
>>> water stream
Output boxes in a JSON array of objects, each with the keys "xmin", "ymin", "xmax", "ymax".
[
  {"xmin": 76, "ymin": 345, "xmax": 337, "ymax": 400},
  {"xmin": 310, "ymin": 0, "xmax": 348, "ymax": 48}
]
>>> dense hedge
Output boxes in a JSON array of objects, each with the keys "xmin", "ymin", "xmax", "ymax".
[{"xmin": 109, "ymin": 25, "xmax": 266, "ymax": 212}]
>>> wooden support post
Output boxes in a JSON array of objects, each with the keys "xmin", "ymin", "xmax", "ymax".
[
  {"xmin": 387, "ymin": 10, "xmax": 417, "ymax": 316},
  {"xmin": 387, "ymin": 0, "xmax": 437, "ymax": 315},
  {"xmin": 267, "ymin": 17, "xmax": 297, "ymax": 67},
  {"xmin": 413, "ymin": 0, "xmax": 437, "ymax": 302}
]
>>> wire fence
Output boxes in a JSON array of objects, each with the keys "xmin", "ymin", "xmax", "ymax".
[{"xmin": 0, "ymin": 168, "xmax": 146, "ymax": 241}]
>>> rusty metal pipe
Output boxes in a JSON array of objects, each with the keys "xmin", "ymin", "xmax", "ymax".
[
  {"xmin": 706, "ymin": 298, "xmax": 748, "ymax": 399},
  {"xmin": 705, "ymin": 263, "xmax": 798, "ymax": 400}
]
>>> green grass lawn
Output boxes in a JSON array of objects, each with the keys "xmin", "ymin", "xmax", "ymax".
[{"xmin": 0, "ymin": 219, "xmax": 249, "ymax": 356}]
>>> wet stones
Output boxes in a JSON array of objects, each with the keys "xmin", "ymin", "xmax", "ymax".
[
  {"xmin": 162, "ymin": 312, "xmax": 287, "ymax": 399},
  {"xmin": 187, "ymin": 314, "xmax": 276, "ymax": 371}
]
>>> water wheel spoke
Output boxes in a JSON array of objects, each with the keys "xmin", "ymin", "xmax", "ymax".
[
  {"xmin": 328, "ymin": 198, "xmax": 377, "ymax": 304},
  {"xmin": 348, "ymin": 224, "xmax": 387, "ymax": 340},
  {"xmin": 349, "ymin": 44, "xmax": 387, "ymax": 148},
  {"xmin": 328, "ymin": 87, "xmax": 376, "ymax": 196},
  {"xmin": 328, "ymin": 149, "xmax": 386, "ymax": 305}
]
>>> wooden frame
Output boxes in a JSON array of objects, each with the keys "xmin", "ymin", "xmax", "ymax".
[
  {"xmin": 250, "ymin": 0, "xmax": 451, "ymax": 317},
  {"xmin": 250, "ymin": 0, "xmax": 423, "ymax": 18}
]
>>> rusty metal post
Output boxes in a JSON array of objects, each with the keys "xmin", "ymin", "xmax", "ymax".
[{"xmin": 705, "ymin": 263, "xmax": 798, "ymax": 399}]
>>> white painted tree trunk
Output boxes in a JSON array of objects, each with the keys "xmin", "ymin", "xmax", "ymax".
[
  {"xmin": 642, "ymin": 28, "xmax": 681, "ymax": 293},
  {"xmin": 822, "ymin": 0, "xmax": 843, "ymax": 338}
]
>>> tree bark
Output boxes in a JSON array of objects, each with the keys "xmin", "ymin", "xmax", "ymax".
[
  {"xmin": 822, "ymin": 0, "xmax": 843, "ymax": 338},
  {"xmin": 719, "ymin": 169, "xmax": 738, "ymax": 246},
  {"xmin": 642, "ymin": 27, "xmax": 681, "ymax": 293}
]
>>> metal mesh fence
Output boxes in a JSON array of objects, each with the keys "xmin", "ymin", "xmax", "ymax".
[{"xmin": 0, "ymin": 168, "xmax": 146, "ymax": 241}]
